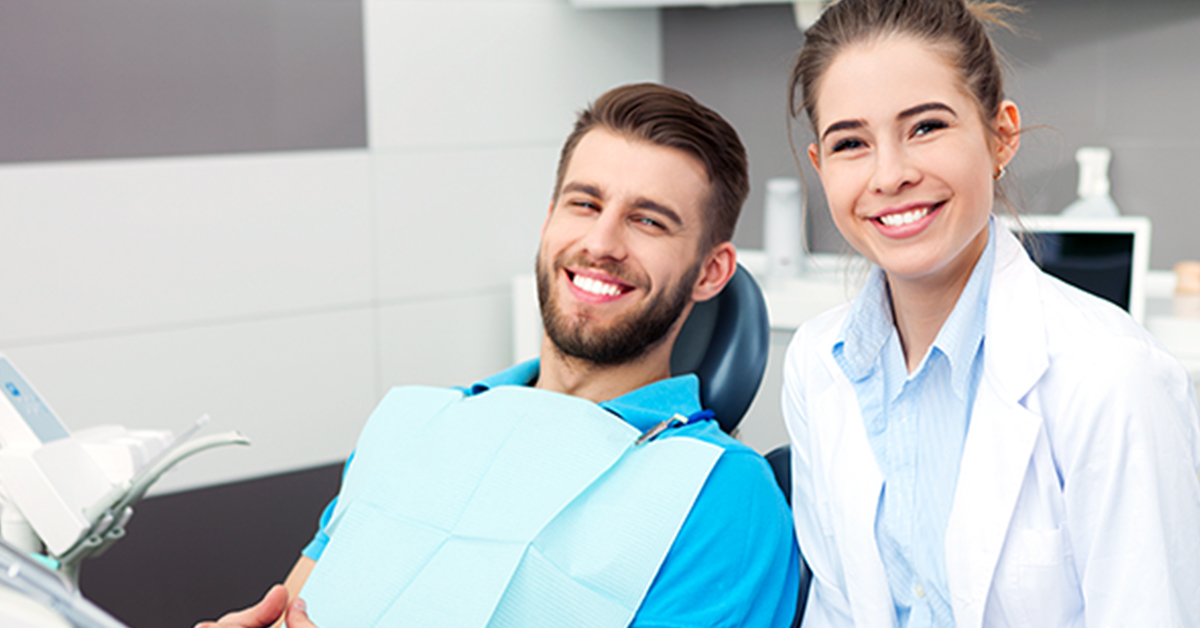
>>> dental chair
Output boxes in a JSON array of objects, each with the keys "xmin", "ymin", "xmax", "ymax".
[
  {"xmin": 670, "ymin": 263, "xmax": 809, "ymax": 627},
  {"xmin": 767, "ymin": 444, "xmax": 813, "ymax": 628},
  {"xmin": 1, "ymin": 537, "xmax": 130, "ymax": 628},
  {"xmin": 669, "ymin": 263, "xmax": 770, "ymax": 434}
]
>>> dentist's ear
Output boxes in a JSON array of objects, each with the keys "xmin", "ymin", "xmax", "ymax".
[
  {"xmin": 807, "ymin": 143, "xmax": 822, "ymax": 176},
  {"xmin": 993, "ymin": 100, "xmax": 1021, "ymax": 168}
]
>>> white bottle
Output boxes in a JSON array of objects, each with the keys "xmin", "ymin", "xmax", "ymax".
[
  {"xmin": 1061, "ymin": 147, "xmax": 1121, "ymax": 218},
  {"xmin": 764, "ymin": 177, "xmax": 804, "ymax": 280}
]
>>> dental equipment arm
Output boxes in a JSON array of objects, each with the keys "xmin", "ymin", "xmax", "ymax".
[
  {"xmin": 54, "ymin": 429, "xmax": 251, "ymax": 582},
  {"xmin": 0, "ymin": 354, "xmax": 251, "ymax": 584}
]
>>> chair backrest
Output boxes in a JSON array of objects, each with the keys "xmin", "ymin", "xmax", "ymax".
[
  {"xmin": 671, "ymin": 268, "xmax": 808, "ymax": 626},
  {"xmin": 669, "ymin": 264, "xmax": 769, "ymax": 434},
  {"xmin": 766, "ymin": 444, "xmax": 813, "ymax": 628}
]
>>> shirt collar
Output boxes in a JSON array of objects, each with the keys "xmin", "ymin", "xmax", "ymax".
[
  {"xmin": 834, "ymin": 265, "xmax": 895, "ymax": 382},
  {"xmin": 469, "ymin": 359, "xmax": 540, "ymax": 392},
  {"xmin": 467, "ymin": 359, "xmax": 702, "ymax": 433},
  {"xmin": 834, "ymin": 218, "xmax": 997, "ymax": 393},
  {"xmin": 932, "ymin": 220, "xmax": 994, "ymax": 398}
]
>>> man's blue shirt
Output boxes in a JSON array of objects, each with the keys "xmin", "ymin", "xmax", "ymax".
[{"xmin": 304, "ymin": 360, "xmax": 800, "ymax": 627}]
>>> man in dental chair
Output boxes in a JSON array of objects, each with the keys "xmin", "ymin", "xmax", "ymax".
[{"xmin": 199, "ymin": 83, "xmax": 800, "ymax": 628}]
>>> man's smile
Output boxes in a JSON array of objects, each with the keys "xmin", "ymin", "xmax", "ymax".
[{"xmin": 565, "ymin": 268, "xmax": 636, "ymax": 302}]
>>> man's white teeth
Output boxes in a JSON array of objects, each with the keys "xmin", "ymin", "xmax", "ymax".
[
  {"xmin": 878, "ymin": 207, "xmax": 931, "ymax": 227},
  {"xmin": 573, "ymin": 274, "xmax": 622, "ymax": 296}
]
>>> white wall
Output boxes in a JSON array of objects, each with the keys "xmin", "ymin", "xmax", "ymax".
[{"xmin": 0, "ymin": 0, "xmax": 661, "ymax": 494}]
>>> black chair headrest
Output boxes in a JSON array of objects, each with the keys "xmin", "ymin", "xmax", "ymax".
[{"xmin": 670, "ymin": 264, "xmax": 770, "ymax": 434}]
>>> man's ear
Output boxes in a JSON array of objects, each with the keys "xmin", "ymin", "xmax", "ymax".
[
  {"xmin": 541, "ymin": 200, "xmax": 555, "ymax": 238},
  {"xmin": 691, "ymin": 242, "xmax": 737, "ymax": 303}
]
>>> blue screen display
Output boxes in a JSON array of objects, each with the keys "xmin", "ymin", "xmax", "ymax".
[{"xmin": 0, "ymin": 358, "xmax": 69, "ymax": 443}]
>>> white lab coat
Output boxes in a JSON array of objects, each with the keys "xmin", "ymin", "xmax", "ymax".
[{"xmin": 782, "ymin": 226, "xmax": 1200, "ymax": 628}]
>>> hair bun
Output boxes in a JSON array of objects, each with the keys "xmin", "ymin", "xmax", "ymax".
[{"xmin": 966, "ymin": 1, "xmax": 1024, "ymax": 33}]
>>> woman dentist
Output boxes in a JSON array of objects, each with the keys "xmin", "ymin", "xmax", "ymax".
[{"xmin": 781, "ymin": 1, "xmax": 1200, "ymax": 626}]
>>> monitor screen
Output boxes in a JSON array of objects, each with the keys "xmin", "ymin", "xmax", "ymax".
[
  {"xmin": 1019, "ymin": 231, "xmax": 1135, "ymax": 311},
  {"xmin": 1000, "ymin": 215, "xmax": 1151, "ymax": 324}
]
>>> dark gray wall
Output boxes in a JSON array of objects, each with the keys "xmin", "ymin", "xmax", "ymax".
[
  {"xmin": 80, "ymin": 463, "xmax": 343, "ymax": 628},
  {"xmin": 663, "ymin": 1, "xmax": 1200, "ymax": 268},
  {"xmin": 0, "ymin": 0, "xmax": 366, "ymax": 163},
  {"xmin": 662, "ymin": 6, "xmax": 813, "ymax": 252}
]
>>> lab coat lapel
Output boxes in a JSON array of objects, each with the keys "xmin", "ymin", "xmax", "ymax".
[
  {"xmin": 981, "ymin": 227, "xmax": 1049, "ymax": 423},
  {"xmin": 946, "ymin": 379, "xmax": 1041, "ymax": 628},
  {"xmin": 945, "ymin": 227, "xmax": 1049, "ymax": 628},
  {"xmin": 813, "ymin": 357, "xmax": 897, "ymax": 627}
]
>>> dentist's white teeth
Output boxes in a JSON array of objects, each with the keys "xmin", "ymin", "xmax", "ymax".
[
  {"xmin": 878, "ymin": 207, "xmax": 931, "ymax": 227},
  {"xmin": 572, "ymin": 274, "xmax": 622, "ymax": 296}
]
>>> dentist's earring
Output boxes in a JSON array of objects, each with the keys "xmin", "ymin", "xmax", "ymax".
[{"xmin": 993, "ymin": 165, "xmax": 1007, "ymax": 181}]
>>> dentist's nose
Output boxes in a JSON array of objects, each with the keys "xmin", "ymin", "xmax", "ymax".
[{"xmin": 870, "ymin": 143, "xmax": 919, "ymax": 195}]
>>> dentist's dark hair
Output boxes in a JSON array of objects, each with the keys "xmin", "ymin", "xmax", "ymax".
[
  {"xmin": 555, "ymin": 83, "xmax": 749, "ymax": 251},
  {"xmin": 790, "ymin": 0, "xmax": 1021, "ymax": 133}
]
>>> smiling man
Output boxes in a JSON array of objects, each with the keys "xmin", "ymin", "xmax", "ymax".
[{"xmin": 200, "ymin": 83, "xmax": 799, "ymax": 628}]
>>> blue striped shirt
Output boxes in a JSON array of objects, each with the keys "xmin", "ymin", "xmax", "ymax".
[{"xmin": 832, "ymin": 224, "xmax": 995, "ymax": 627}]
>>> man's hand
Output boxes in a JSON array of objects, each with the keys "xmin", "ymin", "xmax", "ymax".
[
  {"xmin": 283, "ymin": 598, "xmax": 318, "ymax": 628},
  {"xmin": 194, "ymin": 584, "xmax": 289, "ymax": 628}
]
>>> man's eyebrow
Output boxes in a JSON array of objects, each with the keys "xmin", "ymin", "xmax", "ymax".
[
  {"xmin": 633, "ymin": 198, "xmax": 683, "ymax": 227},
  {"xmin": 898, "ymin": 101, "xmax": 956, "ymax": 120},
  {"xmin": 562, "ymin": 183, "xmax": 683, "ymax": 227},
  {"xmin": 561, "ymin": 182, "xmax": 601, "ymax": 197}
]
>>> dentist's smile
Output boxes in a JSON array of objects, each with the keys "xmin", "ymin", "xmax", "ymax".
[{"xmin": 870, "ymin": 200, "xmax": 946, "ymax": 238}]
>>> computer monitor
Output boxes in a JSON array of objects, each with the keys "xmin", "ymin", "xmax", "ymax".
[{"xmin": 999, "ymin": 215, "xmax": 1151, "ymax": 324}]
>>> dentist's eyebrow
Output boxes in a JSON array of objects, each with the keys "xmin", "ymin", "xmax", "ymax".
[
  {"xmin": 821, "ymin": 119, "xmax": 864, "ymax": 141},
  {"xmin": 898, "ymin": 102, "xmax": 957, "ymax": 120},
  {"xmin": 633, "ymin": 198, "xmax": 683, "ymax": 227},
  {"xmin": 820, "ymin": 102, "xmax": 958, "ymax": 141}
]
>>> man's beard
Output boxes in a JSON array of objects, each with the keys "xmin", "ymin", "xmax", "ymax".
[{"xmin": 536, "ymin": 253, "xmax": 700, "ymax": 366}]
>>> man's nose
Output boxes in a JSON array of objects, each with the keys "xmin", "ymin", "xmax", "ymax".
[{"xmin": 578, "ymin": 211, "xmax": 627, "ymax": 261}]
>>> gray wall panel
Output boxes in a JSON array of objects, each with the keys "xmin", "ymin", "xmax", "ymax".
[
  {"xmin": 663, "ymin": 2, "xmax": 1200, "ymax": 267},
  {"xmin": 662, "ymin": 6, "xmax": 808, "ymax": 252},
  {"xmin": 0, "ymin": 0, "xmax": 365, "ymax": 163}
]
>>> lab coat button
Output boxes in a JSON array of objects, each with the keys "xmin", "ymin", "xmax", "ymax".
[{"xmin": 914, "ymin": 583, "xmax": 926, "ymax": 598}]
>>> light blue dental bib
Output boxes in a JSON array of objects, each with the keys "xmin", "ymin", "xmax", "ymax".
[{"xmin": 301, "ymin": 385, "xmax": 723, "ymax": 628}]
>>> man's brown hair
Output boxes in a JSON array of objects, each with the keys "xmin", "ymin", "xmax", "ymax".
[{"xmin": 554, "ymin": 83, "xmax": 749, "ymax": 251}]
